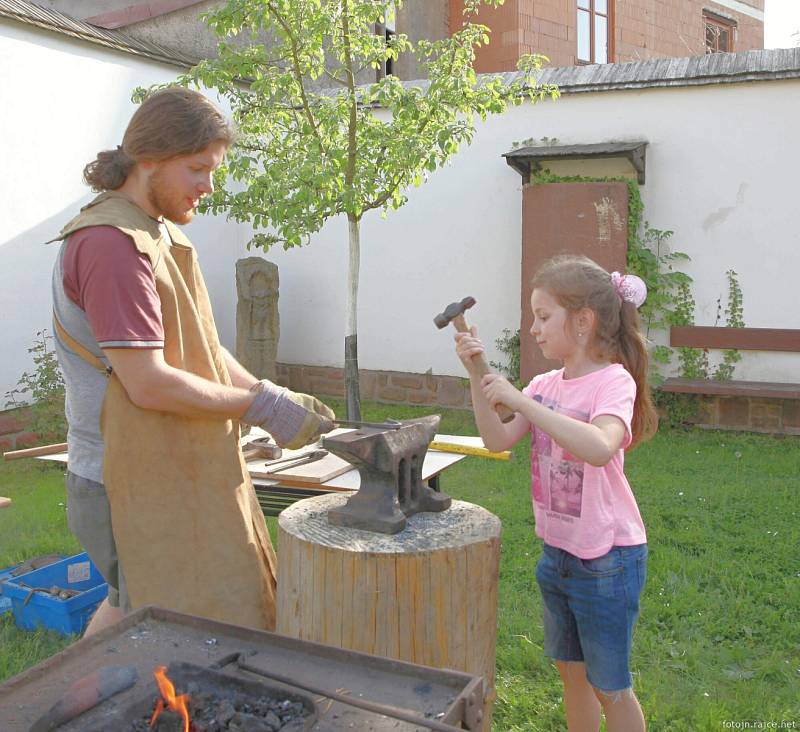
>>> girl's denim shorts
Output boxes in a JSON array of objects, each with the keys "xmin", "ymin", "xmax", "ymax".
[{"xmin": 535, "ymin": 542, "xmax": 648, "ymax": 693}]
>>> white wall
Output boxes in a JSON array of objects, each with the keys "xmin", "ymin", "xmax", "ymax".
[
  {"xmin": 261, "ymin": 81, "xmax": 800, "ymax": 383},
  {"xmin": 3, "ymin": 19, "xmax": 799, "ymax": 401}
]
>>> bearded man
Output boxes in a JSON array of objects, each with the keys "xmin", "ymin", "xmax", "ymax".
[{"xmin": 50, "ymin": 87, "xmax": 334, "ymax": 636}]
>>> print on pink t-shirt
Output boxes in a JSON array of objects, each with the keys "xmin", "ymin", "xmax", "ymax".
[
  {"xmin": 531, "ymin": 395, "xmax": 588, "ymax": 519},
  {"xmin": 522, "ymin": 364, "xmax": 646, "ymax": 558}
]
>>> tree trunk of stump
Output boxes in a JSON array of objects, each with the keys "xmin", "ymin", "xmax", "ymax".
[{"xmin": 277, "ymin": 493, "xmax": 501, "ymax": 731}]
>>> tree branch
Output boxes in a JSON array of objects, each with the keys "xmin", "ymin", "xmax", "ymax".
[
  {"xmin": 265, "ymin": 0, "xmax": 328, "ymax": 157},
  {"xmin": 341, "ymin": 0, "xmax": 358, "ymax": 196}
]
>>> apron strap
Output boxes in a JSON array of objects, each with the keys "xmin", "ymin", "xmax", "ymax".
[{"xmin": 53, "ymin": 312, "xmax": 112, "ymax": 377}]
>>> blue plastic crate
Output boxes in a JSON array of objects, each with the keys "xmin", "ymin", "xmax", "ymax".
[
  {"xmin": 1, "ymin": 556, "xmax": 65, "ymax": 615},
  {"xmin": 2, "ymin": 553, "xmax": 108, "ymax": 635},
  {"xmin": 1, "ymin": 557, "xmax": 62, "ymax": 615},
  {"xmin": 0, "ymin": 564, "xmax": 14, "ymax": 614}
]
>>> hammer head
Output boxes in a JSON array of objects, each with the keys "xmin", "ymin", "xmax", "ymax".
[{"xmin": 434, "ymin": 296, "xmax": 476, "ymax": 329}]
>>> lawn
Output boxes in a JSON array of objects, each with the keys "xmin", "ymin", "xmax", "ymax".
[{"xmin": 1, "ymin": 401, "xmax": 798, "ymax": 731}]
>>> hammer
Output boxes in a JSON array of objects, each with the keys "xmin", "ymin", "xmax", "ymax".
[
  {"xmin": 241, "ymin": 437, "xmax": 283, "ymax": 462},
  {"xmin": 434, "ymin": 297, "xmax": 515, "ymax": 424}
]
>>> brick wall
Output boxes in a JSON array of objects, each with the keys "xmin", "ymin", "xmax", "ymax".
[
  {"xmin": 677, "ymin": 395, "xmax": 800, "ymax": 435},
  {"xmin": 275, "ymin": 364, "xmax": 473, "ymax": 411},
  {"xmin": 451, "ymin": 0, "xmax": 763, "ymax": 71},
  {"xmin": 0, "ymin": 408, "xmax": 38, "ymax": 453},
  {"xmin": 615, "ymin": 0, "xmax": 764, "ymax": 62},
  {"xmin": 277, "ymin": 363, "xmax": 800, "ymax": 436}
]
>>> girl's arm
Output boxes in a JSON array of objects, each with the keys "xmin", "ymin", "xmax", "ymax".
[
  {"xmin": 481, "ymin": 374, "xmax": 627, "ymax": 466},
  {"xmin": 455, "ymin": 329, "xmax": 530, "ymax": 452}
]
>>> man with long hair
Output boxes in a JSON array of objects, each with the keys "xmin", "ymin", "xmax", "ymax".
[{"xmin": 51, "ymin": 88, "xmax": 334, "ymax": 635}]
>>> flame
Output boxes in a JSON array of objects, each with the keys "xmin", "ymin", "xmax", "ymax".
[{"xmin": 149, "ymin": 665, "xmax": 191, "ymax": 732}]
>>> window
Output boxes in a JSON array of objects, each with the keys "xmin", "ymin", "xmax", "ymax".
[
  {"xmin": 704, "ymin": 11, "xmax": 735, "ymax": 53},
  {"xmin": 376, "ymin": 2, "xmax": 396, "ymax": 80},
  {"xmin": 577, "ymin": 0, "xmax": 611, "ymax": 64}
]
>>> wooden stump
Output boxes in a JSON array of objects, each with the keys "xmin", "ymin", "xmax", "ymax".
[{"xmin": 278, "ymin": 493, "xmax": 501, "ymax": 730}]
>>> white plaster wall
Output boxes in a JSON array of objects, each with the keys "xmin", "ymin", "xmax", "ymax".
[
  {"xmin": 3, "ymin": 18, "xmax": 799, "ymax": 399},
  {"xmin": 261, "ymin": 80, "xmax": 800, "ymax": 383}
]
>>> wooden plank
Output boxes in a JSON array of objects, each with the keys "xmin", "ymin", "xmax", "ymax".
[
  {"xmin": 310, "ymin": 542, "xmax": 327, "ymax": 645},
  {"xmin": 296, "ymin": 538, "xmax": 315, "ymax": 642},
  {"xmin": 375, "ymin": 555, "xmax": 399, "ymax": 659},
  {"xmin": 449, "ymin": 548, "xmax": 468, "ymax": 672},
  {"xmin": 410, "ymin": 553, "xmax": 429, "ymax": 666},
  {"xmin": 340, "ymin": 551, "xmax": 356, "ymax": 650},
  {"xmin": 248, "ymin": 448, "xmax": 352, "ymax": 484},
  {"xmin": 468, "ymin": 538, "xmax": 500, "ymax": 732},
  {"xmin": 427, "ymin": 550, "xmax": 451, "ymax": 670},
  {"xmin": 661, "ymin": 378, "xmax": 800, "ymax": 399},
  {"xmin": 670, "ymin": 326, "xmax": 800, "ymax": 352},
  {"xmin": 395, "ymin": 554, "xmax": 415, "ymax": 664},
  {"xmin": 4, "ymin": 443, "xmax": 67, "ymax": 461},
  {"xmin": 276, "ymin": 529, "xmax": 298, "ymax": 637},
  {"xmin": 322, "ymin": 546, "xmax": 343, "ymax": 649},
  {"xmin": 347, "ymin": 552, "xmax": 373, "ymax": 655}
]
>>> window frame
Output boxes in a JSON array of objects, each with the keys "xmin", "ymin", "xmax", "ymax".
[
  {"xmin": 704, "ymin": 10, "xmax": 736, "ymax": 54},
  {"xmin": 576, "ymin": 0, "xmax": 614, "ymax": 65}
]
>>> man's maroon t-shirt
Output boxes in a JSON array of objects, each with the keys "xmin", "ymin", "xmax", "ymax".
[{"xmin": 62, "ymin": 226, "xmax": 164, "ymax": 348}]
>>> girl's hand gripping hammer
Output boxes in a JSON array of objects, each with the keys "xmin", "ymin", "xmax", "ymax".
[{"xmin": 434, "ymin": 296, "xmax": 516, "ymax": 423}]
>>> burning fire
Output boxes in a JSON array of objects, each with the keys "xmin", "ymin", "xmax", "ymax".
[{"xmin": 149, "ymin": 665, "xmax": 191, "ymax": 732}]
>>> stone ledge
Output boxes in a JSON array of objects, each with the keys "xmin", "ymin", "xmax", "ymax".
[
  {"xmin": 665, "ymin": 393, "xmax": 800, "ymax": 436},
  {"xmin": 275, "ymin": 363, "xmax": 472, "ymax": 411}
]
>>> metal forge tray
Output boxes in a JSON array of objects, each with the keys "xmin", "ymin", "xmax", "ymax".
[{"xmin": 0, "ymin": 606, "xmax": 484, "ymax": 731}]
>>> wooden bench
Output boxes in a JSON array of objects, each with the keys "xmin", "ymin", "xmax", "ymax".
[{"xmin": 660, "ymin": 326, "xmax": 800, "ymax": 432}]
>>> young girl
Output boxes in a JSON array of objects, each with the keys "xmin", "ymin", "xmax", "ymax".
[{"xmin": 455, "ymin": 255, "xmax": 657, "ymax": 732}]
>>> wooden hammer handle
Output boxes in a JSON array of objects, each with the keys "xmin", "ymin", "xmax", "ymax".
[
  {"xmin": 3, "ymin": 442, "xmax": 68, "ymax": 461},
  {"xmin": 452, "ymin": 315, "xmax": 516, "ymax": 424}
]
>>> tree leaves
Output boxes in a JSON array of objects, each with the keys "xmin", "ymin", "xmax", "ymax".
[{"xmin": 150, "ymin": 0, "xmax": 557, "ymax": 249}]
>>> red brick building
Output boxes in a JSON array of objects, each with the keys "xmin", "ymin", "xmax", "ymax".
[{"xmin": 449, "ymin": 0, "xmax": 764, "ymax": 72}]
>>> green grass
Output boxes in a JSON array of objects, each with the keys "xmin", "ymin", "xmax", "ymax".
[{"xmin": 1, "ymin": 404, "xmax": 799, "ymax": 731}]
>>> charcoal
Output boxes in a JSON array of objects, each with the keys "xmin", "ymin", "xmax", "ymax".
[
  {"xmin": 214, "ymin": 698, "xmax": 236, "ymax": 726},
  {"xmin": 227, "ymin": 711, "xmax": 277, "ymax": 732},
  {"xmin": 128, "ymin": 674, "xmax": 311, "ymax": 732},
  {"xmin": 151, "ymin": 709, "xmax": 185, "ymax": 732}
]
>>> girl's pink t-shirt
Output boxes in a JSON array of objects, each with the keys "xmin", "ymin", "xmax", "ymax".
[{"xmin": 522, "ymin": 363, "xmax": 646, "ymax": 559}]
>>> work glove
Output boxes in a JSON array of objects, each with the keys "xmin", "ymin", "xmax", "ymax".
[{"xmin": 242, "ymin": 381, "xmax": 335, "ymax": 450}]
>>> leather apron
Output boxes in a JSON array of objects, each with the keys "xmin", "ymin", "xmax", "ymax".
[{"xmin": 52, "ymin": 192, "xmax": 277, "ymax": 630}]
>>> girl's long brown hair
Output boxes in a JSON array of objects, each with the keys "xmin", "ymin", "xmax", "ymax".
[
  {"xmin": 83, "ymin": 87, "xmax": 235, "ymax": 191},
  {"xmin": 531, "ymin": 255, "xmax": 658, "ymax": 448}
]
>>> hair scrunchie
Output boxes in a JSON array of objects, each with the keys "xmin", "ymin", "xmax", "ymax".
[{"xmin": 610, "ymin": 271, "xmax": 647, "ymax": 308}]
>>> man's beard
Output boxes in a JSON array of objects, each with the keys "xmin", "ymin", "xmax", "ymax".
[{"xmin": 147, "ymin": 168, "xmax": 194, "ymax": 225}]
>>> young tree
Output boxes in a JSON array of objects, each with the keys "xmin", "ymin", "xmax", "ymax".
[{"xmin": 174, "ymin": 0, "xmax": 558, "ymax": 419}]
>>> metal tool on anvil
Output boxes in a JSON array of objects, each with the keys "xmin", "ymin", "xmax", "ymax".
[
  {"xmin": 323, "ymin": 415, "xmax": 450, "ymax": 534},
  {"xmin": 434, "ymin": 296, "xmax": 516, "ymax": 423},
  {"xmin": 332, "ymin": 418, "xmax": 402, "ymax": 430},
  {"xmin": 259, "ymin": 449, "xmax": 328, "ymax": 474}
]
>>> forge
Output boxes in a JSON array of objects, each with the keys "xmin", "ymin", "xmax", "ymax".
[{"xmin": 0, "ymin": 606, "xmax": 484, "ymax": 731}]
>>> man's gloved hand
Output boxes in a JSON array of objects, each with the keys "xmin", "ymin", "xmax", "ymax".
[{"xmin": 242, "ymin": 381, "xmax": 335, "ymax": 450}]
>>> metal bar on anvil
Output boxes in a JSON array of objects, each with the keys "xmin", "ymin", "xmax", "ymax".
[{"xmin": 331, "ymin": 419, "xmax": 402, "ymax": 430}]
